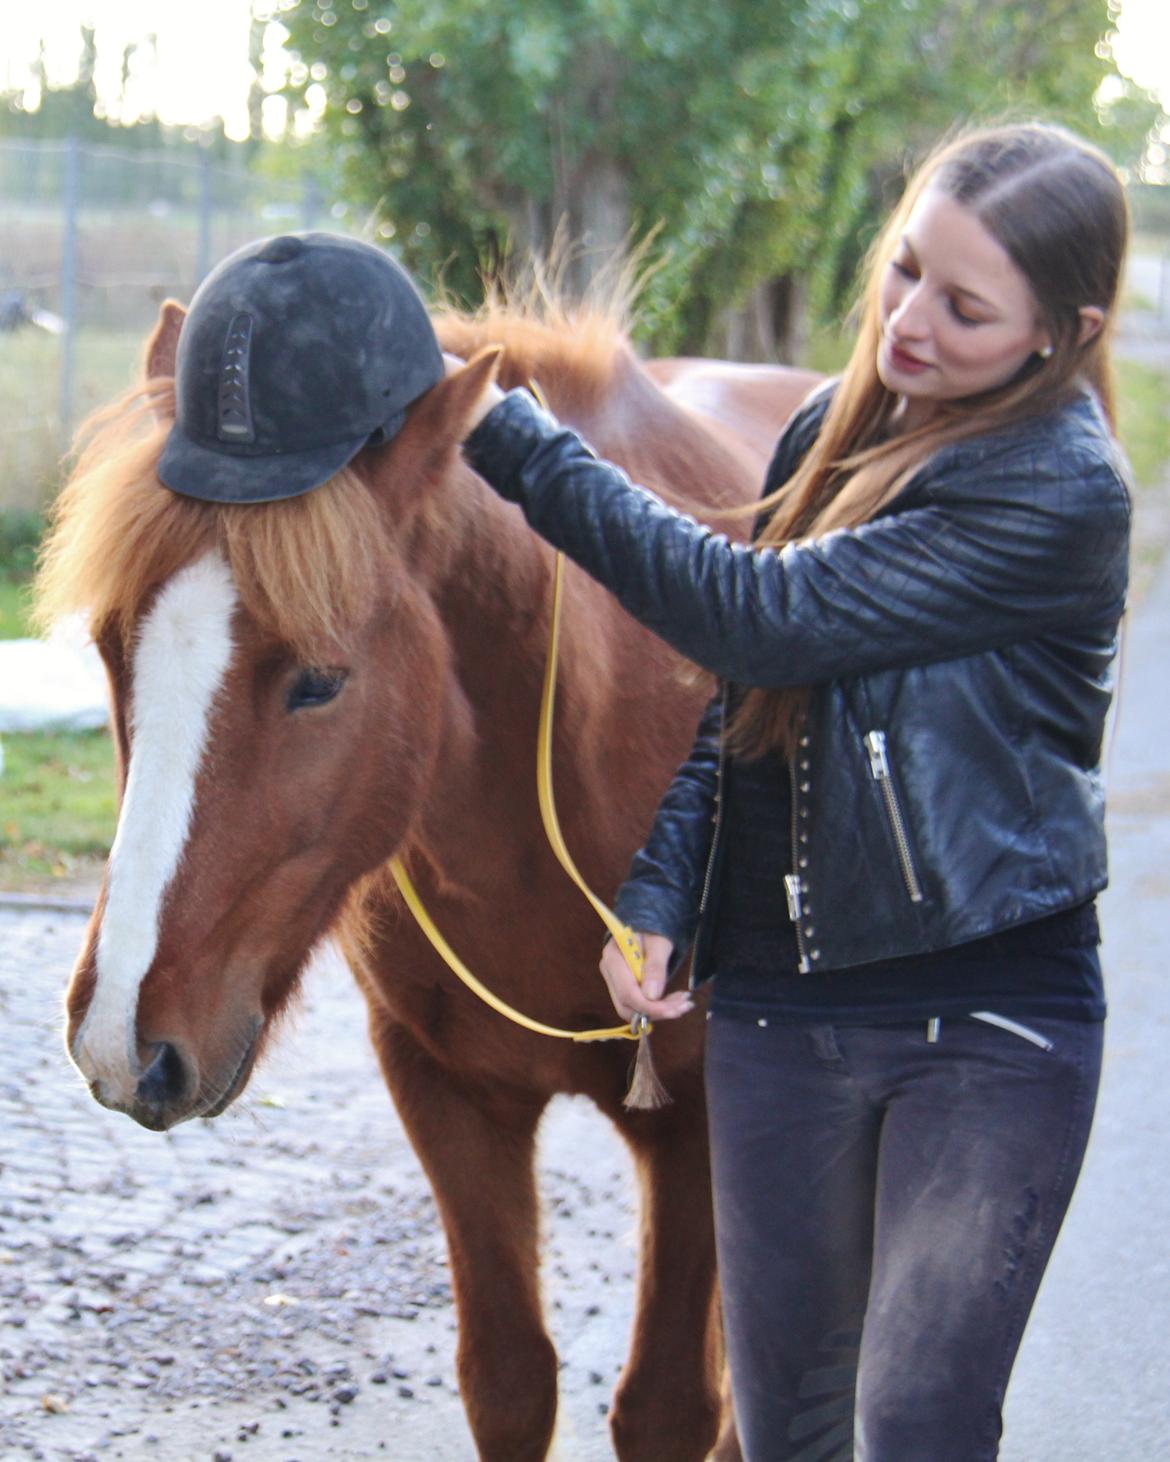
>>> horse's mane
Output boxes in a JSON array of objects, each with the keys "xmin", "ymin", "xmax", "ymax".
[
  {"xmin": 437, "ymin": 300, "xmax": 756, "ymax": 518},
  {"xmin": 33, "ymin": 302, "xmax": 639, "ymax": 659},
  {"xmin": 436, "ymin": 303, "xmax": 626, "ymax": 415},
  {"xmin": 34, "ymin": 381, "xmax": 388, "ymax": 661}
]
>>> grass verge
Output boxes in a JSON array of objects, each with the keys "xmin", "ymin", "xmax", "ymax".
[
  {"xmin": 0, "ymin": 730, "xmax": 116, "ymax": 893},
  {"xmin": 1116, "ymin": 356, "xmax": 1170, "ymax": 492},
  {"xmin": 1115, "ymin": 356, "xmax": 1170, "ymax": 602}
]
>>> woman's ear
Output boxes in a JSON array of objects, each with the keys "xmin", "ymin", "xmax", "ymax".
[{"xmin": 1077, "ymin": 306, "xmax": 1106, "ymax": 347}]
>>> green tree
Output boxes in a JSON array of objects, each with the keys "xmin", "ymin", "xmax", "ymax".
[{"xmin": 279, "ymin": 0, "xmax": 1159, "ymax": 355}]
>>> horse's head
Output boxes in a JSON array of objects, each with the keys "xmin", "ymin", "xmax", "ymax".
[{"xmin": 40, "ymin": 303, "xmax": 501, "ymax": 1129}]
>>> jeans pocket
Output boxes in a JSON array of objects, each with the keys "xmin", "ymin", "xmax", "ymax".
[{"xmin": 968, "ymin": 1010, "xmax": 1055, "ymax": 1052}]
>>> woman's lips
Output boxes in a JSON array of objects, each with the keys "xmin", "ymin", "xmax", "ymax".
[{"xmin": 886, "ymin": 341, "xmax": 931, "ymax": 373}]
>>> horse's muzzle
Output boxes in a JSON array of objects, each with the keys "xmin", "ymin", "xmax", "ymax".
[{"xmin": 109, "ymin": 1024, "xmax": 261, "ymax": 1130}]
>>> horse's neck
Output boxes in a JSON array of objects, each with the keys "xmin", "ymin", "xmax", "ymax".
[
  {"xmin": 406, "ymin": 464, "xmax": 561, "ymax": 874},
  {"xmin": 400, "ymin": 361, "xmax": 759, "ymax": 894}
]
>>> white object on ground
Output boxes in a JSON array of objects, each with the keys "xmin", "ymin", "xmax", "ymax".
[{"xmin": 0, "ymin": 616, "xmax": 109, "ymax": 733}]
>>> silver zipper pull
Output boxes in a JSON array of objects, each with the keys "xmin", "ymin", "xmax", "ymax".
[
  {"xmin": 865, "ymin": 730, "xmax": 889, "ymax": 780},
  {"xmin": 784, "ymin": 873, "xmax": 804, "ymax": 922}
]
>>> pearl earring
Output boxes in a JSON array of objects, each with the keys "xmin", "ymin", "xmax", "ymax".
[{"xmin": 1038, "ymin": 344, "xmax": 1054, "ymax": 360}]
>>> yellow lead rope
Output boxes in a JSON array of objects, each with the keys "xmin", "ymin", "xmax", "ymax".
[
  {"xmin": 388, "ymin": 378, "xmax": 654, "ymax": 1052},
  {"xmin": 389, "ymin": 546, "xmax": 643, "ymax": 1040},
  {"xmin": 389, "ymin": 841, "xmax": 635, "ymax": 1042},
  {"xmin": 387, "ymin": 537, "xmax": 646, "ymax": 1045}
]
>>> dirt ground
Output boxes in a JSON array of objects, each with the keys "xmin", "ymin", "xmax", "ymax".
[{"xmin": 0, "ymin": 920, "xmax": 642, "ymax": 1462}]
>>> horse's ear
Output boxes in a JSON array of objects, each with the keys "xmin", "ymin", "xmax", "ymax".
[
  {"xmin": 409, "ymin": 346, "xmax": 505, "ymax": 454},
  {"xmin": 144, "ymin": 299, "xmax": 187, "ymax": 383}
]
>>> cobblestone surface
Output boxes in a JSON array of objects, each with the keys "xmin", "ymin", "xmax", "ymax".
[{"xmin": 0, "ymin": 925, "xmax": 639, "ymax": 1462}]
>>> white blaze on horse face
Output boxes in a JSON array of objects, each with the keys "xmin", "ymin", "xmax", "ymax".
[{"xmin": 73, "ymin": 552, "xmax": 237, "ymax": 1106}]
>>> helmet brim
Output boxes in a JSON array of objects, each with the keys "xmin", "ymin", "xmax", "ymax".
[{"xmin": 157, "ymin": 425, "xmax": 370, "ymax": 505}]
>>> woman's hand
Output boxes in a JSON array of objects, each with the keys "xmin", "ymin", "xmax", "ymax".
[
  {"xmin": 443, "ymin": 351, "xmax": 505, "ymax": 434},
  {"xmin": 600, "ymin": 931, "xmax": 694, "ymax": 1023}
]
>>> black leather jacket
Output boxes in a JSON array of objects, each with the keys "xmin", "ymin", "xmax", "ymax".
[{"xmin": 464, "ymin": 384, "xmax": 1131, "ymax": 980}]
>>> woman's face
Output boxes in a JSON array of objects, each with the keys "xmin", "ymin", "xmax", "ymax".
[{"xmin": 877, "ymin": 187, "xmax": 1049, "ymax": 429}]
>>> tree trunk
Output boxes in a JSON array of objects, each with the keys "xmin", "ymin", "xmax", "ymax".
[
  {"xmin": 717, "ymin": 273, "xmax": 808, "ymax": 363},
  {"xmin": 564, "ymin": 152, "xmax": 631, "ymax": 297}
]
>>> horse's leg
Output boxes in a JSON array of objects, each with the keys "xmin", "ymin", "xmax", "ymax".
[
  {"xmin": 607, "ymin": 1089, "xmax": 729, "ymax": 1462},
  {"xmin": 367, "ymin": 1009, "xmax": 558, "ymax": 1462}
]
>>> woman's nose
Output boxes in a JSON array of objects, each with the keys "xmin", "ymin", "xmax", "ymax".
[{"xmin": 888, "ymin": 287, "xmax": 929, "ymax": 340}]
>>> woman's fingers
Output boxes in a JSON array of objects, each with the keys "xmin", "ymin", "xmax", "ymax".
[{"xmin": 600, "ymin": 932, "xmax": 694, "ymax": 1023}]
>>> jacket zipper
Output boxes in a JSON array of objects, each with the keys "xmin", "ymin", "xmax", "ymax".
[
  {"xmin": 864, "ymin": 730, "xmax": 924, "ymax": 904},
  {"xmin": 787, "ymin": 759, "xmax": 812, "ymax": 972}
]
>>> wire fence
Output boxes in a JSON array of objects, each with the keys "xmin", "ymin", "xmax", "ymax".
[{"xmin": 0, "ymin": 138, "xmax": 347, "ymax": 511}]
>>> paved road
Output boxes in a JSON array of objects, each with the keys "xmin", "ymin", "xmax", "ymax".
[
  {"xmin": 999, "ymin": 548, "xmax": 1170, "ymax": 1461},
  {"xmin": 0, "ymin": 930, "xmax": 640, "ymax": 1461}
]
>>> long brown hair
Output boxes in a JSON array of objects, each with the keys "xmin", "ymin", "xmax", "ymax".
[{"xmin": 730, "ymin": 121, "xmax": 1129, "ymax": 757}]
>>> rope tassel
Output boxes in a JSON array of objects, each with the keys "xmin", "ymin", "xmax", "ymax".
[{"xmin": 624, "ymin": 1016, "xmax": 671, "ymax": 1111}]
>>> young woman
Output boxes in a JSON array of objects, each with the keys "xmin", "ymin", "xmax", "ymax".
[{"xmin": 457, "ymin": 123, "xmax": 1131, "ymax": 1460}]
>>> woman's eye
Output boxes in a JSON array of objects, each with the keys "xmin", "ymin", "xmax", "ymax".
[
  {"xmin": 948, "ymin": 300, "xmax": 981, "ymax": 327},
  {"xmin": 287, "ymin": 668, "xmax": 348, "ymax": 711},
  {"xmin": 890, "ymin": 258, "xmax": 917, "ymax": 280}
]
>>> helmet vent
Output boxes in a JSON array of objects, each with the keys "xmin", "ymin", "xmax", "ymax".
[{"xmin": 217, "ymin": 313, "xmax": 255, "ymax": 443}]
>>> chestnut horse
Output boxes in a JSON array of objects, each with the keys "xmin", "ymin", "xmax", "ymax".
[{"xmin": 37, "ymin": 299, "xmax": 817, "ymax": 1461}]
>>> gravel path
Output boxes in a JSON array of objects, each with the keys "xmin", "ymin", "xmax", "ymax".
[{"xmin": 0, "ymin": 931, "xmax": 640, "ymax": 1462}]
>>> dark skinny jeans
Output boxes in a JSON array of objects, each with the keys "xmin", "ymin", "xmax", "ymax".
[{"xmin": 704, "ymin": 1011, "xmax": 1103, "ymax": 1461}]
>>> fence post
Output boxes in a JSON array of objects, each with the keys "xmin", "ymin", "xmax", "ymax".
[
  {"xmin": 59, "ymin": 135, "xmax": 81, "ymax": 445},
  {"xmin": 197, "ymin": 148, "xmax": 214, "ymax": 284}
]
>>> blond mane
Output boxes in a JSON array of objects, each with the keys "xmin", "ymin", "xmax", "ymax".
[
  {"xmin": 34, "ymin": 382, "xmax": 388, "ymax": 661},
  {"xmin": 34, "ymin": 302, "xmax": 634, "ymax": 659},
  {"xmin": 437, "ymin": 307, "xmax": 629, "ymax": 414}
]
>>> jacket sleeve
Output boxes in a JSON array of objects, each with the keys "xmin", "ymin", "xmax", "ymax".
[
  {"xmin": 610, "ymin": 690, "xmax": 723, "ymax": 951},
  {"xmin": 464, "ymin": 390, "xmax": 1131, "ymax": 688}
]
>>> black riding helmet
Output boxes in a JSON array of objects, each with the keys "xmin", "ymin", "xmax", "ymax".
[{"xmin": 157, "ymin": 232, "xmax": 444, "ymax": 504}]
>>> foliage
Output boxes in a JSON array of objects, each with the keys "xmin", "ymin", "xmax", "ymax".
[
  {"xmin": 0, "ymin": 509, "xmax": 43, "ymax": 581},
  {"xmin": 0, "ymin": 509, "xmax": 42, "ymax": 640},
  {"xmin": 0, "ymin": 581, "xmax": 32, "ymax": 639},
  {"xmin": 278, "ymin": 0, "xmax": 1158, "ymax": 353}
]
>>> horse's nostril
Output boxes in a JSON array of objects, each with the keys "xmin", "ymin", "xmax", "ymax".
[{"xmin": 136, "ymin": 1042, "xmax": 188, "ymax": 1110}]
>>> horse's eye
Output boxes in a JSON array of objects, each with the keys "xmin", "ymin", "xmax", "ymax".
[{"xmin": 287, "ymin": 668, "xmax": 348, "ymax": 711}]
